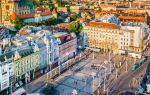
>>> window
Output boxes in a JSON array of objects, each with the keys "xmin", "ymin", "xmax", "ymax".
[
  {"xmin": 2, "ymin": 81, "xmax": 8, "ymax": 89},
  {"xmin": 6, "ymin": 5, "xmax": 9, "ymax": 10},
  {"xmin": 2, "ymin": 67, "xmax": 7, "ymax": 75}
]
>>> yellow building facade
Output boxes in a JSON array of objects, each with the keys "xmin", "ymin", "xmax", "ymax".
[
  {"xmin": 83, "ymin": 22, "xmax": 145, "ymax": 58},
  {"xmin": 14, "ymin": 46, "xmax": 40, "ymax": 84},
  {"xmin": 83, "ymin": 25, "xmax": 121, "ymax": 54},
  {"xmin": 0, "ymin": 0, "xmax": 17, "ymax": 26}
]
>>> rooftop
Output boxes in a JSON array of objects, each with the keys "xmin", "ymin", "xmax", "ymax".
[
  {"xmin": 119, "ymin": 16, "xmax": 145, "ymax": 22},
  {"xmin": 86, "ymin": 22, "xmax": 120, "ymax": 29}
]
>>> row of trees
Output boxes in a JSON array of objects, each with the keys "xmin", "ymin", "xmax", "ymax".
[
  {"xmin": 33, "ymin": 0, "xmax": 55, "ymax": 11},
  {"xmin": 27, "ymin": 17, "xmax": 64, "ymax": 26},
  {"xmin": 12, "ymin": 16, "xmax": 64, "ymax": 32}
]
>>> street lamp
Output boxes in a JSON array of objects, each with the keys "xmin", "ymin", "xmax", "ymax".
[
  {"xmin": 125, "ymin": 61, "xmax": 128, "ymax": 72},
  {"xmin": 58, "ymin": 58, "xmax": 60, "ymax": 75},
  {"xmin": 66, "ymin": 52, "xmax": 69, "ymax": 70},
  {"xmin": 91, "ymin": 72, "xmax": 96, "ymax": 93},
  {"xmin": 84, "ymin": 78, "xmax": 87, "ymax": 93},
  {"xmin": 104, "ymin": 68, "xmax": 107, "ymax": 91},
  {"xmin": 114, "ymin": 63, "xmax": 118, "ymax": 79}
]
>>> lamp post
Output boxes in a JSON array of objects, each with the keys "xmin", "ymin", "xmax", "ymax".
[
  {"xmin": 125, "ymin": 61, "xmax": 128, "ymax": 72},
  {"xmin": 10, "ymin": 81, "xmax": 13, "ymax": 95},
  {"xmin": 101, "ymin": 65, "xmax": 107, "ymax": 92},
  {"xmin": 58, "ymin": 58, "xmax": 60, "ymax": 75},
  {"xmin": 91, "ymin": 72, "xmax": 96, "ymax": 93},
  {"xmin": 115, "ymin": 67, "xmax": 118, "ymax": 79},
  {"xmin": 84, "ymin": 78, "xmax": 87, "ymax": 93},
  {"xmin": 66, "ymin": 52, "xmax": 69, "ymax": 70}
]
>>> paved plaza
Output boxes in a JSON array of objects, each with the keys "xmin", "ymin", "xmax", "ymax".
[
  {"xmin": 52, "ymin": 52, "xmax": 135, "ymax": 95},
  {"xmin": 26, "ymin": 52, "xmax": 135, "ymax": 95},
  {"xmin": 53, "ymin": 56, "xmax": 115, "ymax": 95}
]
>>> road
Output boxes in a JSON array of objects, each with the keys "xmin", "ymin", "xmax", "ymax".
[{"xmin": 109, "ymin": 57, "xmax": 150, "ymax": 95}]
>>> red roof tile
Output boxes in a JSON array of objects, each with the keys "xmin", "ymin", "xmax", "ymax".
[
  {"xmin": 18, "ymin": 14, "xmax": 35, "ymax": 19},
  {"xmin": 119, "ymin": 16, "xmax": 145, "ymax": 22},
  {"xmin": 76, "ymin": 18, "xmax": 86, "ymax": 22},
  {"xmin": 86, "ymin": 22, "xmax": 120, "ymax": 29},
  {"xmin": 52, "ymin": 9, "xmax": 57, "ymax": 14}
]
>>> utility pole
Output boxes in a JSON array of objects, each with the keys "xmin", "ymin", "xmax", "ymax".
[{"xmin": 104, "ymin": 68, "xmax": 106, "ymax": 91}]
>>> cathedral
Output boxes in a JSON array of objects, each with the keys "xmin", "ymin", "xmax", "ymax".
[{"xmin": 0, "ymin": 0, "xmax": 34, "ymax": 26}]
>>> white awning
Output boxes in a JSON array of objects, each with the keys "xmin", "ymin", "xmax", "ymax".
[{"xmin": 86, "ymin": 47, "xmax": 100, "ymax": 52}]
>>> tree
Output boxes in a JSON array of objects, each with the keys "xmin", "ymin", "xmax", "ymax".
[
  {"xmin": 66, "ymin": 5, "xmax": 70, "ymax": 12},
  {"xmin": 13, "ymin": 17, "xmax": 24, "ymax": 30},
  {"xmin": 42, "ymin": 83, "xmax": 55, "ymax": 95},
  {"xmin": 70, "ymin": 14, "xmax": 78, "ymax": 22},
  {"xmin": 45, "ymin": 17, "xmax": 58, "ymax": 25},
  {"xmin": 68, "ymin": 21, "xmax": 83, "ymax": 34},
  {"xmin": 147, "ymin": 18, "xmax": 150, "ymax": 27},
  {"xmin": 33, "ymin": 0, "xmax": 40, "ymax": 8}
]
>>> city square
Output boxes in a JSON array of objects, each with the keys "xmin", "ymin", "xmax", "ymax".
[{"xmin": 0, "ymin": 0, "xmax": 150, "ymax": 95}]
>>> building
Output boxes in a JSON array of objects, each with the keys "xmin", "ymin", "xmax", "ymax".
[
  {"xmin": 119, "ymin": 15, "xmax": 146, "ymax": 23},
  {"xmin": 0, "ymin": 0, "xmax": 34, "ymax": 26},
  {"xmin": 98, "ymin": 0, "xmax": 120, "ymax": 4},
  {"xmin": 0, "ymin": 51, "xmax": 14, "ymax": 95},
  {"xmin": 96, "ymin": 14, "xmax": 120, "ymax": 25},
  {"xmin": 119, "ymin": 26, "xmax": 145, "ymax": 58},
  {"xmin": 13, "ymin": 45, "xmax": 40, "ymax": 89},
  {"xmin": 10, "ymin": 7, "xmax": 55, "ymax": 23},
  {"xmin": 83, "ymin": 22, "xmax": 147, "ymax": 58},
  {"xmin": 70, "ymin": 6, "xmax": 83, "ymax": 14},
  {"xmin": 0, "ymin": 57, "xmax": 10, "ymax": 95},
  {"xmin": 0, "ymin": 27, "xmax": 10, "ymax": 40},
  {"xmin": 0, "ymin": 0, "xmax": 2, "ymax": 24},
  {"xmin": 57, "ymin": 7, "xmax": 68, "ymax": 12},
  {"xmin": 83, "ymin": 22, "xmax": 121, "ymax": 54},
  {"xmin": 53, "ymin": 33, "xmax": 77, "ymax": 64}
]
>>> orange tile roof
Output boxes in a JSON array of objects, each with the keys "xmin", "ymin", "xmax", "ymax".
[
  {"xmin": 86, "ymin": 22, "xmax": 120, "ymax": 29},
  {"xmin": 18, "ymin": 14, "xmax": 35, "ymax": 19},
  {"xmin": 52, "ymin": 9, "xmax": 57, "ymax": 14},
  {"xmin": 36, "ymin": 7, "xmax": 48, "ymax": 11},
  {"xmin": 40, "ymin": 10, "xmax": 52, "ymax": 16},
  {"xmin": 76, "ymin": 18, "xmax": 85, "ymax": 22},
  {"xmin": 93, "ymin": 10, "xmax": 116, "ymax": 15},
  {"xmin": 58, "ymin": 23, "xmax": 69, "ymax": 29},
  {"xmin": 119, "ymin": 16, "xmax": 145, "ymax": 22},
  {"xmin": 16, "ymin": 30, "xmax": 29, "ymax": 36}
]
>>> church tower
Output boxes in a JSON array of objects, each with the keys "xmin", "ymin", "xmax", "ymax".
[
  {"xmin": 1, "ymin": 0, "xmax": 19, "ymax": 26},
  {"xmin": 1, "ymin": 0, "xmax": 34, "ymax": 26}
]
